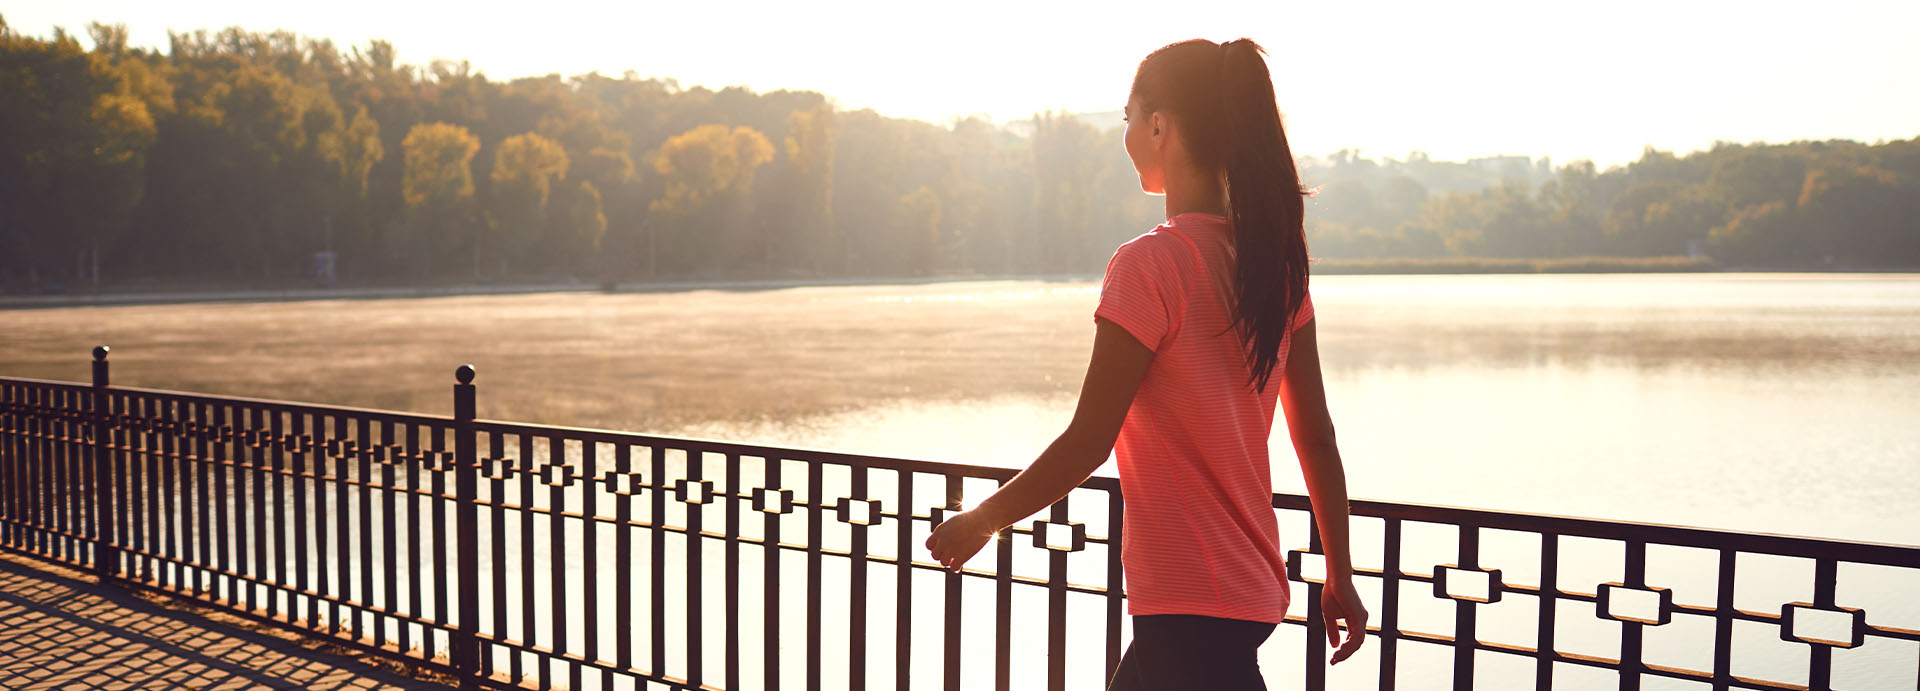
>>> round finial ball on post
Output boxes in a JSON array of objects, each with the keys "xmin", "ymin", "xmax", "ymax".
[
  {"xmin": 455, "ymin": 364, "xmax": 476, "ymax": 384},
  {"xmin": 93, "ymin": 345, "xmax": 110, "ymax": 361}
]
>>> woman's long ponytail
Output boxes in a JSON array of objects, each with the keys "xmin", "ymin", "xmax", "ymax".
[
  {"xmin": 1219, "ymin": 39, "xmax": 1310, "ymax": 392},
  {"xmin": 1221, "ymin": 39, "xmax": 1313, "ymax": 393},
  {"xmin": 1132, "ymin": 38, "xmax": 1311, "ymax": 392}
]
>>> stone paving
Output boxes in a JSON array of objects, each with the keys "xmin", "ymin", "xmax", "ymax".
[{"xmin": 0, "ymin": 550, "xmax": 449, "ymax": 690}]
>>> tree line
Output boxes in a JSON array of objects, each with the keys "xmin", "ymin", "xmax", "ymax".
[{"xmin": 3, "ymin": 19, "xmax": 1916, "ymax": 292}]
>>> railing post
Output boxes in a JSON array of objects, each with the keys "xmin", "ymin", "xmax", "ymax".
[
  {"xmin": 453, "ymin": 365, "xmax": 480, "ymax": 688},
  {"xmin": 91, "ymin": 345, "xmax": 118, "ymax": 579}
]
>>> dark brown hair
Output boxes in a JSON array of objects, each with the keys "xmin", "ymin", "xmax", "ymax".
[{"xmin": 1131, "ymin": 38, "xmax": 1310, "ymax": 392}]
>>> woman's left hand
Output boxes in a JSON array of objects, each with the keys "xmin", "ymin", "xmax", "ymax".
[{"xmin": 925, "ymin": 510, "xmax": 995, "ymax": 573}]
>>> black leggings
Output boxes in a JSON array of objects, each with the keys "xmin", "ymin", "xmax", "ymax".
[{"xmin": 1107, "ymin": 614, "xmax": 1277, "ymax": 691}]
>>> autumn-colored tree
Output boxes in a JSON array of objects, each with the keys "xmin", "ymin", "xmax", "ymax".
[
  {"xmin": 401, "ymin": 121, "xmax": 480, "ymax": 275},
  {"xmin": 649, "ymin": 124, "xmax": 774, "ymax": 274},
  {"xmin": 484, "ymin": 131, "xmax": 569, "ymax": 276}
]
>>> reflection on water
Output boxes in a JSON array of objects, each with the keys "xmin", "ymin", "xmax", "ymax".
[{"xmin": 6, "ymin": 272, "xmax": 1919, "ymax": 689}]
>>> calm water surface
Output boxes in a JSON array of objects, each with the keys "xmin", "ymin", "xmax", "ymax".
[{"xmin": 5, "ymin": 273, "xmax": 1917, "ymax": 689}]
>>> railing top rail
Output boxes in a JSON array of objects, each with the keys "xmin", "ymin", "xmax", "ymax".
[
  {"xmin": 0, "ymin": 375, "xmax": 92, "ymax": 391},
  {"xmin": 475, "ymin": 417, "xmax": 1051, "ymax": 485},
  {"xmin": 0, "ymin": 375, "xmax": 453, "ymax": 424},
  {"xmin": 1336, "ymin": 496, "xmax": 1920, "ymax": 565}
]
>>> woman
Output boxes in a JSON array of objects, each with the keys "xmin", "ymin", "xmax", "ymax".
[{"xmin": 924, "ymin": 38, "xmax": 1367, "ymax": 689}]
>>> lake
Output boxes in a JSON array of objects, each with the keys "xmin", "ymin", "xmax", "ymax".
[{"xmin": 4, "ymin": 272, "xmax": 1917, "ymax": 689}]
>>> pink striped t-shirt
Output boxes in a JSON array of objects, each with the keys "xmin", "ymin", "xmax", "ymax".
[{"xmin": 1092, "ymin": 211, "xmax": 1314, "ymax": 624}]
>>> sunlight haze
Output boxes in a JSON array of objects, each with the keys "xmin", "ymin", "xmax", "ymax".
[{"xmin": 5, "ymin": 0, "xmax": 1916, "ymax": 167}]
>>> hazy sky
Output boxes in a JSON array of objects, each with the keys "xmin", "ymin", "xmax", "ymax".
[{"xmin": 6, "ymin": 0, "xmax": 1916, "ymax": 168}]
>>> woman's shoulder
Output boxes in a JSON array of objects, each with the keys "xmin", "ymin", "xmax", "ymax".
[{"xmin": 1113, "ymin": 223, "xmax": 1200, "ymax": 264}]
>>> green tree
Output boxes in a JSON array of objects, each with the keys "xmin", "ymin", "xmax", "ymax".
[{"xmin": 0, "ymin": 23, "xmax": 157, "ymax": 288}]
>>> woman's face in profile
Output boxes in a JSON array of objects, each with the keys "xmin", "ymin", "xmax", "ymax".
[{"xmin": 1123, "ymin": 94, "xmax": 1165, "ymax": 196}]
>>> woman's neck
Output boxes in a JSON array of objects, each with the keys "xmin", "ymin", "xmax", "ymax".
[{"xmin": 1161, "ymin": 165, "xmax": 1228, "ymax": 219}]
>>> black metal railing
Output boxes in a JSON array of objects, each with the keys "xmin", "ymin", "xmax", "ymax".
[{"xmin": 1, "ymin": 347, "xmax": 1916, "ymax": 691}]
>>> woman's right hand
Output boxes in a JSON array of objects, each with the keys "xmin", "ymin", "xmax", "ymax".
[{"xmin": 1321, "ymin": 577, "xmax": 1369, "ymax": 665}]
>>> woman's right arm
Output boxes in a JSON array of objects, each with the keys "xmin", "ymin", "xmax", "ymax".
[{"xmin": 1278, "ymin": 318, "xmax": 1370, "ymax": 665}]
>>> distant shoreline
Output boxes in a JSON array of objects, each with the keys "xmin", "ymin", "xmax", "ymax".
[
  {"xmin": 1311, "ymin": 256, "xmax": 1721, "ymax": 274},
  {"xmin": 5, "ymin": 261, "xmax": 1915, "ymax": 310}
]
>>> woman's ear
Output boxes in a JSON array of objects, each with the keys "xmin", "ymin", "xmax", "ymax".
[{"xmin": 1150, "ymin": 112, "xmax": 1168, "ymax": 147}]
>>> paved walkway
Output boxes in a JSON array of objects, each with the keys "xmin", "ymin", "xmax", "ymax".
[{"xmin": 0, "ymin": 550, "xmax": 448, "ymax": 690}]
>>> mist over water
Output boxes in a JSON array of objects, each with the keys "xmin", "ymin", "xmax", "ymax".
[{"xmin": 6, "ymin": 273, "xmax": 1918, "ymax": 689}]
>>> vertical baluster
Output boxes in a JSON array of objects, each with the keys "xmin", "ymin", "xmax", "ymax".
[
  {"xmin": 163, "ymin": 397, "xmax": 178, "ymax": 589},
  {"xmin": 942, "ymin": 473, "xmax": 962, "ymax": 691},
  {"xmin": 76, "ymin": 391, "xmax": 91, "ymax": 564},
  {"xmin": 0, "ymin": 383, "xmax": 11, "ymax": 546},
  {"xmin": 128, "ymin": 396, "xmax": 147, "ymax": 581},
  {"xmin": 58, "ymin": 387, "xmax": 72, "ymax": 560},
  {"xmin": 612, "ymin": 442, "xmax": 631, "ymax": 685},
  {"xmin": 849, "ymin": 464, "xmax": 869, "ymax": 691},
  {"xmin": 487, "ymin": 429, "xmax": 510, "ymax": 682},
  {"xmin": 548, "ymin": 435, "xmax": 569, "ymax": 688},
  {"xmin": 252, "ymin": 407, "xmax": 270, "ymax": 613},
  {"xmin": 47, "ymin": 389, "xmax": 62, "ymax": 560},
  {"xmin": 995, "ymin": 478, "xmax": 1013, "ymax": 691},
  {"xmin": 40, "ymin": 386, "xmax": 53, "ymax": 556},
  {"xmin": 1455, "ymin": 525, "xmax": 1482, "ymax": 691},
  {"xmin": 295, "ymin": 412, "xmax": 313, "ymax": 628},
  {"xmin": 273, "ymin": 409, "xmax": 290, "ymax": 619},
  {"xmin": 1809, "ymin": 558, "xmax": 1837, "ymax": 691},
  {"xmin": 1712, "ymin": 549, "xmax": 1734, "ymax": 691},
  {"xmin": 1104, "ymin": 488, "xmax": 1124, "ymax": 686},
  {"xmin": 1304, "ymin": 511, "xmax": 1326, "ymax": 691},
  {"xmin": 895, "ymin": 469, "xmax": 913, "ymax": 691},
  {"xmin": 79, "ymin": 389, "xmax": 94, "ymax": 570},
  {"xmin": 2, "ymin": 383, "xmax": 14, "ymax": 547},
  {"xmin": 356, "ymin": 417, "xmax": 375, "ymax": 647},
  {"xmin": 724, "ymin": 452, "xmax": 740, "ymax": 690},
  {"xmin": 1381, "ymin": 518, "xmax": 1403, "ymax": 691},
  {"xmin": 519, "ymin": 433, "xmax": 537, "ymax": 686},
  {"xmin": 26, "ymin": 387, "xmax": 40, "ymax": 554},
  {"xmin": 649, "ymin": 443, "xmax": 666, "ymax": 682},
  {"xmin": 766, "ymin": 455, "xmax": 785, "ymax": 691},
  {"xmin": 25, "ymin": 386, "xmax": 38, "ymax": 554},
  {"xmin": 687, "ymin": 448, "xmax": 705, "ymax": 689},
  {"xmin": 1535, "ymin": 532, "xmax": 1557, "ymax": 690},
  {"xmin": 334, "ymin": 414, "xmax": 352, "ymax": 638},
  {"xmin": 193, "ymin": 403, "xmax": 211, "ymax": 598},
  {"xmin": 214, "ymin": 404, "xmax": 232, "ymax": 603},
  {"xmin": 163, "ymin": 403, "xmax": 183, "ymax": 591},
  {"xmin": 169, "ymin": 399, "xmax": 188, "ymax": 592},
  {"xmin": 404, "ymin": 423, "xmax": 423, "ymax": 657},
  {"xmin": 433, "ymin": 422, "xmax": 451, "ymax": 655},
  {"xmin": 73, "ymin": 388, "xmax": 87, "ymax": 562},
  {"xmin": 1045, "ymin": 498, "xmax": 1069, "ymax": 691},
  {"xmin": 578, "ymin": 440, "xmax": 599, "ymax": 691},
  {"xmin": 382, "ymin": 424, "xmax": 402, "ymax": 651},
  {"xmin": 49, "ymin": 386, "xmax": 62, "ymax": 558},
  {"xmin": 140, "ymin": 397, "xmax": 157, "ymax": 585},
  {"xmin": 1619, "ymin": 539, "xmax": 1645, "ymax": 691},
  {"xmin": 807, "ymin": 459, "xmax": 824, "ymax": 691}
]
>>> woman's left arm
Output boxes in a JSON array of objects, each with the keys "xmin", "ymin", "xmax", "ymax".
[{"xmin": 924, "ymin": 318, "xmax": 1154, "ymax": 572}]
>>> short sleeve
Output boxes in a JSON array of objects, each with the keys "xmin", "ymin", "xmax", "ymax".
[
  {"xmin": 1291, "ymin": 291, "xmax": 1315, "ymax": 332},
  {"xmin": 1093, "ymin": 234, "xmax": 1190, "ymax": 353}
]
